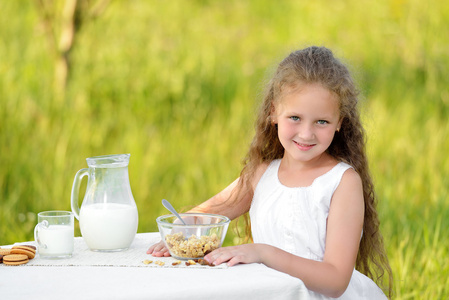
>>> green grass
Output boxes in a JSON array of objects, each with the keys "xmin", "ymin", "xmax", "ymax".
[{"xmin": 1, "ymin": 0, "xmax": 448, "ymax": 298}]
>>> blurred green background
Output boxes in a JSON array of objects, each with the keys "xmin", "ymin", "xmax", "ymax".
[{"xmin": 1, "ymin": 0, "xmax": 448, "ymax": 298}]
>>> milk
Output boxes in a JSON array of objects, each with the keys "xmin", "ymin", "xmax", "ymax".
[
  {"xmin": 38, "ymin": 225, "xmax": 74, "ymax": 257},
  {"xmin": 79, "ymin": 203, "xmax": 138, "ymax": 251}
]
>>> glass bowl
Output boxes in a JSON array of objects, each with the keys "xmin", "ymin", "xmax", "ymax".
[{"xmin": 156, "ymin": 213, "xmax": 230, "ymax": 260}]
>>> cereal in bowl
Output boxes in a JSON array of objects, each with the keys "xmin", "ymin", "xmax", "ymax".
[{"xmin": 165, "ymin": 232, "xmax": 220, "ymax": 258}]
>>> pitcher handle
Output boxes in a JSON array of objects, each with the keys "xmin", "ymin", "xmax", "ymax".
[{"xmin": 71, "ymin": 168, "xmax": 89, "ymax": 220}]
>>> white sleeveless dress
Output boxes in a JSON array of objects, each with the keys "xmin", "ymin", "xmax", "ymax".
[{"xmin": 249, "ymin": 159, "xmax": 387, "ymax": 299}]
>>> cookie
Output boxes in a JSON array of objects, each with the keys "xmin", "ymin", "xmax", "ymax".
[
  {"xmin": 11, "ymin": 246, "xmax": 36, "ymax": 259},
  {"xmin": 22, "ymin": 245, "xmax": 37, "ymax": 251},
  {"xmin": 3, "ymin": 254, "xmax": 29, "ymax": 266},
  {"xmin": 0, "ymin": 254, "xmax": 3, "ymax": 263},
  {"xmin": 0, "ymin": 248, "xmax": 11, "ymax": 256}
]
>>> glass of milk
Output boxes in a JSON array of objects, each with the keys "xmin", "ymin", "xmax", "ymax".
[{"xmin": 34, "ymin": 211, "xmax": 74, "ymax": 259}]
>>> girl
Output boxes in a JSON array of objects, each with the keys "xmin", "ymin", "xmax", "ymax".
[{"xmin": 148, "ymin": 46, "xmax": 393, "ymax": 299}]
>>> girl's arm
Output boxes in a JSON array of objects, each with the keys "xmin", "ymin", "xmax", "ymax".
[
  {"xmin": 189, "ymin": 162, "xmax": 268, "ymax": 219},
  {"xmin": 205, "ymin": 168, "xmax": 364, "ymax": 298},
  {"xmin": 187, "ymin": 178, "xmax": 250, "ymax": 219}
]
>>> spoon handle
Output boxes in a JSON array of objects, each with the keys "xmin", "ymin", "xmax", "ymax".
[{"xmin": 162, "ymin": 199, "xmax": 187, "ymax": 225}]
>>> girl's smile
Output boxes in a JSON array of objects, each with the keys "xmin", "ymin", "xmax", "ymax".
[{"xmin": 293, "ymin": 140, "xmax": 316, "ymax": 151}]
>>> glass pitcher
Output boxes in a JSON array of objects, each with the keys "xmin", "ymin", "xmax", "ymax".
[{"xmin": 71, "ymin": 154, "xmax": 138, "ymax": 252}]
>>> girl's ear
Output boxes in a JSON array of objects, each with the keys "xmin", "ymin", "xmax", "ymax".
[{"xmin": 336, "ymin": 118, "xmax": 343, "ymax": 132}]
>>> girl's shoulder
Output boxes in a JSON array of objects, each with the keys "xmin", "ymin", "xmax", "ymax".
[
  {"xmin": 331, "ymin": 166, "xmax": 363, "ymax": 209},
  {"xmin": 338, "ymin": 166, "xmax": 362, "ymax": 190},
  {"xmin": 326, "ymin": 160, "xmax": 361, "ymax": 192}
]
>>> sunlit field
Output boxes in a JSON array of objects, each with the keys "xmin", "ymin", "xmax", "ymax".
[{"xmin": 1, "ymin": 1, "xmax": 448, "ymax": 298}]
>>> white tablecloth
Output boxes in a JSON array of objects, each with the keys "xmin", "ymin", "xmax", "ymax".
[
  {"xmin": 16, "ymin": 232, "xmax": 227, "ymax": 268},
  {"xmin": 0, "ymin": 232, "xmax": 309, "ymax": 299}
]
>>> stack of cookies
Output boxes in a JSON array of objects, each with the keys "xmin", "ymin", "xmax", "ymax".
[{"xmin": 0, "ymin": 245, "xmax": 36, "ymax": 266}]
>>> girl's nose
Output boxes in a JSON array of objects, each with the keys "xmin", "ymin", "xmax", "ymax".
[{"xmin": 298, "ymin": 124, "xmax": 315, "ymax": 140}]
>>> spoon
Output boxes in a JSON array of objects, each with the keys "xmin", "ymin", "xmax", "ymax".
[{"xmin": 162, "ymin": 199, "xmax": 187, "ymax": 225}]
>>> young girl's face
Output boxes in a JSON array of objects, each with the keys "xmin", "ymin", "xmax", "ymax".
[{"xmin": 272, "ymin": 83, "xmax": 342, "ymax": 165}]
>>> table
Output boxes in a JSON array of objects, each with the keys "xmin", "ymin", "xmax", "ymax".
[{"xmin": 0, "ymin": 233, "xmax": 309, "ymax": 299}]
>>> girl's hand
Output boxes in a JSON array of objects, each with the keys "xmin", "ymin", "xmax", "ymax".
[
  {"xmin": 204, "ymin": 244, "xmax": 268, "ymax": 266},
  {"xmin": 147, "ymin": 240, "xmax": 171, "ymax": 257}
]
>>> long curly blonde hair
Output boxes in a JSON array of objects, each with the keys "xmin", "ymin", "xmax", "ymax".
[{"xmin": 236, "ymin": 46, "xmax": 392, "ymax": 296}]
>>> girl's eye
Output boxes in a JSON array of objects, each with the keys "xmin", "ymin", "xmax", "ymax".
[
  {"xmin": 290, "ymin": 116, "xmax": 300, "ymax": 121},
  {"xmin": 317, "ymin": 120, "xmax": 328, "ymax": 125}
]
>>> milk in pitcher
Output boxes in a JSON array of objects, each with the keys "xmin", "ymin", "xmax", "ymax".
[{"xmin": 79, "ymin": 202, "xmax": 138, "ymax": 251}]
